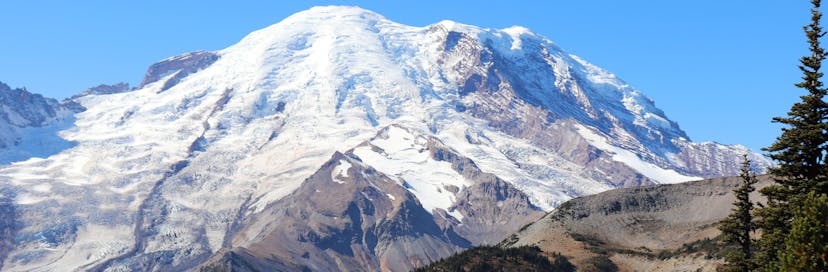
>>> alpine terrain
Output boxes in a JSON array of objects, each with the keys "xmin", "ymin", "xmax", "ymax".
[
  {"xmin": 0, "ymin": 6, "xmax": 769, "ymax": 271},
  {"xmin": 500, "ymin": 175, "xmax": 772, "ymax": 271}
]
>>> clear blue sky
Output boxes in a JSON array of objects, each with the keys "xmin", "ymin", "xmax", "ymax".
[{"xmin": 0, "ymin": 1, "xmax": 813, "ymax": 152}]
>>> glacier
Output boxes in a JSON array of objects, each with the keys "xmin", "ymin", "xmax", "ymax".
[{"xmin": 0, "ymin": 6, "xmax": 770, "ymax": 271}]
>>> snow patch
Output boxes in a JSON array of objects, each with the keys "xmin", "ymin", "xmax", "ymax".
[
  {"xmin": 448, "ymin": 209, "xmax": 465, "ymax": 221},
  {"xmin": 331, "ymin": 159, "xmax": 352, "ymax": 184},
  {"xmin": 0, "ymin": 6, "xmax": 766, "ymax": 270},
  {"xmin": 502, "ymin": 26, "xmax": 533, "ymax": 51},
  {"xmin": 574, "ymin": 124, "xmax": 701, "ymax": 184},
  {"xmin": 352, "ymin": 126, "xmax": 470, "ymax": 216},
  {"xmin": 436, "ymin": 121, "xmax": 610, "ymax": 210}
]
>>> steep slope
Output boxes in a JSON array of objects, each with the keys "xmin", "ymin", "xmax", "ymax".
[
  {"xmin": 414, "ymin": 245, "xmax": 571, "ymax": 272},
  {"xmin": 220, "ymin": 152, "xmax": 471, "ymax": 272},
  {"xmin": 137, "ymin": 50, "xmax": 219, "ymax": 91},
  {"xmin": 70, "ymin": 82, "xmax": 131, "ymax": 100},
  {"xmin": 0, "ymin": 82, "xmax": 78, "ymax": 164},
  {"xmin": 501, "ymin": 175, "xmax": 772, "ymax": 271},
  {"xmin": 198, "ymin": 126, "xmax": 543, "ymax": 271},
  {"xmin": 0, "ymin": 6, "xmax": 769, "ymax": 271}
]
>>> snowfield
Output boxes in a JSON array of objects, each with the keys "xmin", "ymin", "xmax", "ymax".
[{"xmin": 0, "ymin": 6, "xmax": 770, "ymax": 271}]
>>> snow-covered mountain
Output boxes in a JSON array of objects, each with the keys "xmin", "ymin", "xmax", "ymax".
[
  {"xmin": 0, "ymin": 6, "xmax": 770, "ymax": 271},
  {"xmin": 70, "ymin": 83, "xmax": 131, "ymax": 100},
  {"xmin": 0, "ymin": 82, "xmax": 79, "ymax": 165}
]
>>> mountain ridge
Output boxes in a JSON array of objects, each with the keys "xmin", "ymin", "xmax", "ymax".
[
  {"xmin": 0, "ymin": 81, "xmax": 79, "ymax": 164},
  {"xmin": 497, "ymin": 175, "xmax": 772, "ymax": 271},
  {"xmin": 0, "ymin": 6, "xmax": 769, "ymax": 271}
]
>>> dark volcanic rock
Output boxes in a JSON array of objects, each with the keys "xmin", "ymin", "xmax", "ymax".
[
  {"xmin": 0, "ymin": 82, "xmax": 63, "ymax": 127},
  {"xmin": 138, "ymin": 51, "xmax": 219, "ymax": 91},
  {"xmin": 425, "ymin": 140, "xmax": 544, "ymax": 245},
  {"xmin": 0, "ymin": 81, "xmax": 77, "ymax": 161},
  {"xmin": 220, "ymin": 152, "xmax": 468, "ymax": 272},
  {"xmin": 204, "ymin": 128, "xmax": 545, "ymax": 272},
  {"xmin": 70, "ymin": 82, "xmax": 131, "ymax": 99}
]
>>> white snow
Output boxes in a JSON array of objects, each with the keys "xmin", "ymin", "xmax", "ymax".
[
  {"xmin": 331, "ymin": 159, "xmax": 352, "ymax": 184},
  {"xmin": 0, "ymin": 6, "xmax": 768, "ymax": 271},
  {"xmin": 0, "ymin": 112, "xmax": 77, "ymax": 165},
  {"xmin": 502, "ymin": 26, "xmax": 533, "ymax": 51},
  {"xmin": 353, "ymin": 126, "xmax": 471, "ymax": 217},
  {"xmin": 574, "ymin": 124, "xmax": 702, "ymax": 184},
  {"xmin": 14, "ymin": 193, "xmax": 49, "ymax": 205},
  {"xmin": 435, "ymin": 121, "xmax": 611, "ymax": 210},
  {"xmin": 41, "ymin": 224, "xmax": 133, "ymax": 270},
  {"xmin": 448, "ymin": 209, "xmax": 465, "ymax": 221}
]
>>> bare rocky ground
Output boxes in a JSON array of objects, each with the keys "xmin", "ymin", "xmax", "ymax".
[
  {"xmin": 0, "ymin": 7, "xmax": 773, "ymax": 271},
  {"xmin": 196, "ymin": 129, "xmax": 545, "ymax": 272},
  {"xmin": 502, "ymin": 175, "xmax": 771, "ymax": 272}
]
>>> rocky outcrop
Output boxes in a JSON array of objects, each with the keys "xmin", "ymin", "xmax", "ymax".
[
  {"xmin": 70, "ymin": 82, "xmax": 131, "ymax": 99},
  {"xmin": 215, "ymin": 152, "xmax": 467, "ymax": 271},
  {"xmin": 204, "ymin": 128, "xmax": 545, "ymax": 272},
  {"xmin": 0, "ymin": 82, "xmax": 65, "ymax": 128},
  {"xmin": 138, "ymin": 51, "xmax": 219, "ymax": 91},
  {"xmin": 0, "ymin": 81, "xmax": 77, "ymax": 163},
  {"xmin": 426, "ymin": 140, "xmax": 544, "ymax": 245},
  {"xmin": 0, "ymin": 7, "xmax": 771, "ymax": 271},
  {"xmin": 501, "ymin": 175, "xmax": 772, "ymax": 271},
  {"xmin": 430, "ymin": 24, "xmax": 770, "ymax": 181},
  {"xmin": 673, "ymin": 139, "xmax": 768, "ymax": 178}
]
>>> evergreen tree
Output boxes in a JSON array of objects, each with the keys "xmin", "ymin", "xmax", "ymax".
[
  {"xmin": 718, "ymin": 155, "xmax": 758, "ymax": 272},
  {"xmin": 757, "ymin": 0, "xmax": 828, "ymax": 269},
  {"xmin": 775, "ymin": 192, "xmax": 828, "ymax": 271},
  {"xmin": 764, "ymin": 0, "xmax": 828, "ymax": 198}
]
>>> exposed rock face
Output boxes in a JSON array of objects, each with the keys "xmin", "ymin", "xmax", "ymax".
[
  {"xmin": 0, "ymin": 6, "xmax": 771, "ymax": 272},
  {"xmin": 0, "ymin": 82, "xmax": 64, "ymax": 128},
  {"xmin": 672, "ymin": 139, "xmax": 767, "ymax": 178},
  {"xmin": 200, "ymin": 128, "xmax": 544, "ymax": 272},
  {"xmin": 426, "ymin": 140, "xmax": 544, "ymax": 245},
  {"xmin": 429, "ymin": 25, "xmax": 757, "ymax": 182},
  {"xmin": 0, "ymin": 81, "xmax": 78, "ymax": 265},
  {"xmin": 138, "ymin": 50, "xmax": 219, "ymax": 90},
  {"xmin": 502, "ymin": 175, "xmax": 772, "ymax": 271},
  {"xmin": 70, "ymin": 82, "xmax": 131, "ymax": 99},
  {"xmin": 232, "ymin": 152, "xmax": 467, "ymax": 271},
  {"xmin": 450, "ymin": 178, "xmax": 544, "ymax": 245},
  {"xmin": 0, "ymin": 81, "xmax": 77, "ymax": 163}
]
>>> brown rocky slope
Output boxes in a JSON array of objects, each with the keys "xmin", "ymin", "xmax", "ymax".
[{"xmin": 495, "ymin": 175, "xmax": 771, "ymax": 272}]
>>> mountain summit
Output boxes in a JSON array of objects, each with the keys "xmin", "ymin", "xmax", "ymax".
[{"xmin": 0, "ymin": 6, "xmax": 768, "ymax": 271}]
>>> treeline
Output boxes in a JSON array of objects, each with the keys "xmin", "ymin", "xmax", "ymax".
[{"xmin": 413, "ymin": 245, "xmax": 576, "ymax": 272}]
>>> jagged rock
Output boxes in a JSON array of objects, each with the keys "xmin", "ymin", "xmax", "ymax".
[
  {"xmin": 0, "ymin": 6, "xmax": 771, "ymax": 271},
  {"xmin": 201, "ymin": 128, "xmax": 544, "ymax": 272},
  {"xmin": 70, "ymin": 82, "xmax": 131, "ymax": 99},
  {"xmin": 0, "ymin": 82, "xmax": 63, "ymax": 127},
  {"xmin": 138, "ymin": 51, "xmax": 219, "ymax": 90},
  {"xmin": 0, "ymin": 81, "xmax": 77, "ymax": 164}
]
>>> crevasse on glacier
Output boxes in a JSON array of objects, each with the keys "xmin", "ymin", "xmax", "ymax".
[{"xmin": 0, "ymin": 6, "xmax": 769, "ymax": 271}]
